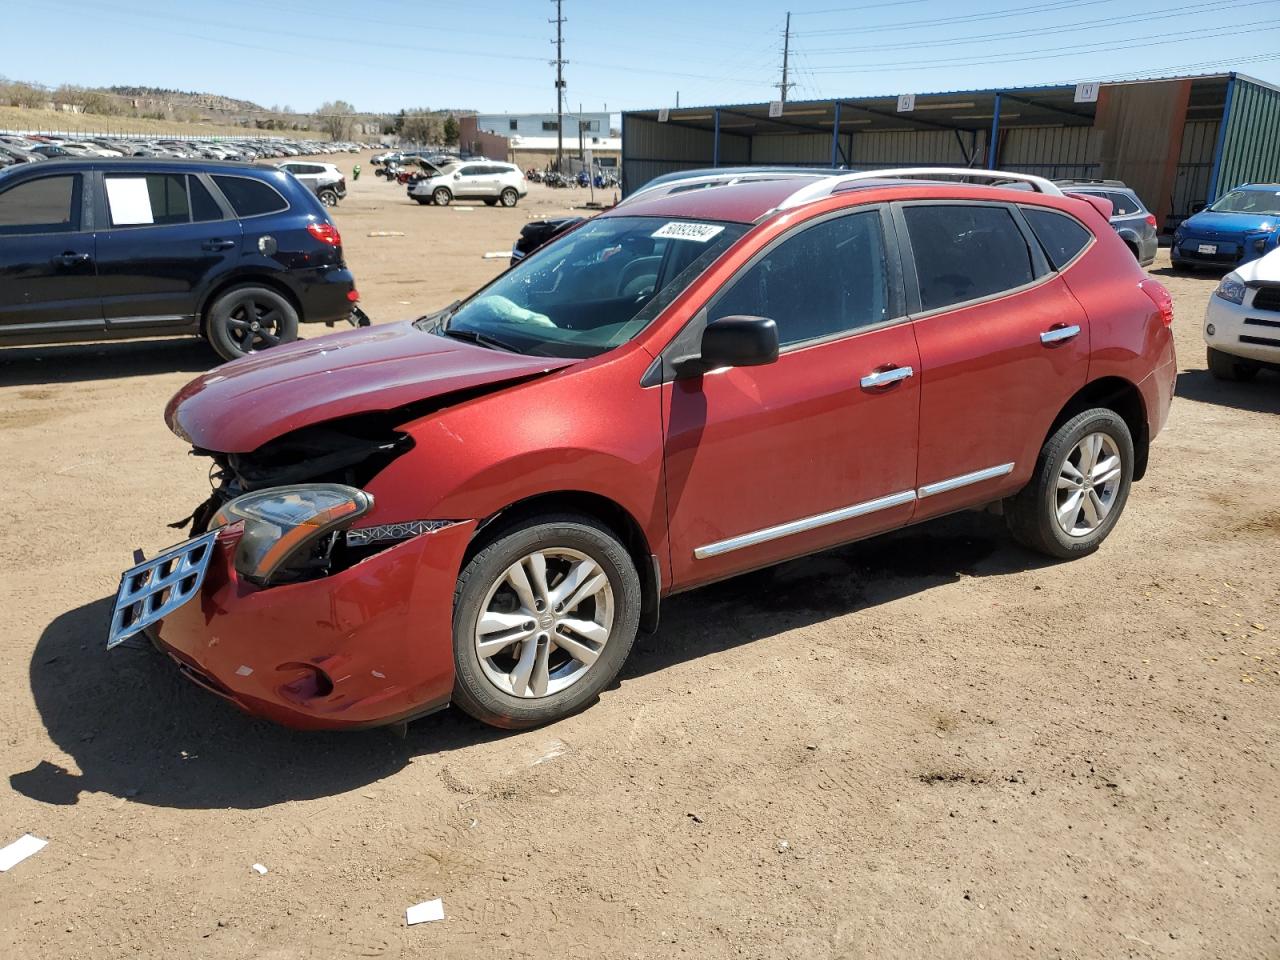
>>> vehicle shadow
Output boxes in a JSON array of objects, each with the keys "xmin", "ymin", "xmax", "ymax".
[
  {"xmin": 13, "ymin": 513, "xmax": 1051, "ymax": 811},
  {"xmin": 0, "ymin": 338, "xmax": 215, "ymax": 387},
  {"xmin": 1175, "ymin": 367, "xmax": 1280, "ymax": 414}
]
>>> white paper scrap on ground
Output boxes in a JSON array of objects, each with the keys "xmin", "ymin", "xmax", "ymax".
[
  {"xmin": 0, "ymin": 834, "xmax": 47, "ymax": 872},
  {"xmin": 251, "ymin": 863, "xmax": 268, "ymax": 875},
  {"xmin": 406, "ymin": 898, "xmax": 445, "ymax": 925},
  {"xmin": 482, "ymin": 252, "xmax": 508, "ymax": 259}
]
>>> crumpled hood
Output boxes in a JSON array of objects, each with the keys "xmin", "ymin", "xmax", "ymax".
[
  {"xmin": 165, "ymin": 320, "xmax": 576, "ymax": 452},
  {"xmin": 1180, "ymin": 210, "xmax": 1276, "ymax": 238}
]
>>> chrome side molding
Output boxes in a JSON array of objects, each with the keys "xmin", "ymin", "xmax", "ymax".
[
  {"xmin": 693, "ymin": 462, "xmax": 1016, "ymax": 559},
  {"xmin": 917, "ymin": 462, "xmax": 1014, "ymax": 498}
]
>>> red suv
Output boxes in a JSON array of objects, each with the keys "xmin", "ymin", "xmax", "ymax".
[{"xmin": 109, "ymin": 168, "xmax": 1176, "ymax": 731}]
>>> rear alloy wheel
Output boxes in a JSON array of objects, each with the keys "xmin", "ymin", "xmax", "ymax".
[
  {"xmin": 1207, "ymin": 346, "xmax": 1259, "ymax": 382},
  {"xmin": 451, "ymin": 514, "xmax": 640, "ymax": 728},
  {"xmin": 1004, "ymin": 408, "xmax": 1134, "ymax": 559},
  {"xmin": 317, "ymin": 188, "xmax": 339, "ymax": 207},
  {"xmin": 205, "ymin": 285, "xmax": 299, "ymax": 362},
  {"xmin": 433, "ymin": 187, "xmax": 452, "ymax": 206},
  {"xmin": 500, "ymin": 187, "xmax": 520, "ymax": 208}
]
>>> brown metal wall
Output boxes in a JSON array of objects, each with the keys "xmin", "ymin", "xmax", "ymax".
[
  {"xmin": 1171, "ymin": 118, "xmax": 1219, "ymax": 221},
  {"xmin": 1093, "ymin": 80, "xmax": 1191, "ymax": 221}
]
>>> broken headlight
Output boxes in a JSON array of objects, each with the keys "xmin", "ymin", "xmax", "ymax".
[{"xmin": 211, "ymin": 483, "xmax": 372, "ymax": 585}]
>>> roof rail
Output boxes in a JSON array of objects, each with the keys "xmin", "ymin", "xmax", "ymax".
[
  {"xmin": 776, "ymin": 167, "xmax": 1064, "ymax": 209},
  {"xmin": 618, "ymin": 168, "xmax": 828, "ymax": 207}
]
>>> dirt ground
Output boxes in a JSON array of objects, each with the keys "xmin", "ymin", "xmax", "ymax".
[{"xmin": 1, "ymin": 153, "xmax": 1277, "ymax": 960}]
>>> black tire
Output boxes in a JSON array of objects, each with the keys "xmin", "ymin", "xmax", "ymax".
[
  {"xmin": 413, "ymin": 197, "xmax": 430, "ymax": 205},
  {"xmin": 483, "ymin": 198, "xmax": 498, "ymax": 207},
  {"xmin": 1206, "ymin": 346, "xmax": 1259, "ymax": 382},
  {"xmin": 432, "ymin": 187, "xmax": 452, "ymax": 206},
  {"xmin": 451, "ymin": 514, "xmax": 641, "ymax": 729},
  {"xmin": 1004, "ymin": 408, "xmax": 1134, "ymax": 560},
  {"xmin": 204, "ymin": 285, "xmax": 299, "ymax": 362},
  {"xmin": 500, "ymin": 187, "xmax": 520, "ymax": 208},
  {"xmin": 1170, "ymin": 257, "xmax": 1189, "ymax": 271},
  {"xmin": 317, "ymin": 188, "xmax": 339, "ymax": 207}
]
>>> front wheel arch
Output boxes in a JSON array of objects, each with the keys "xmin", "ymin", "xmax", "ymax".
[{"xmin": 468, "ymin": 490, "xmax": 661, "ymax": 634}]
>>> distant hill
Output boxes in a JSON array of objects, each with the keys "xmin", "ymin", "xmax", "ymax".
[{"xmin": 106, "ymin": 86, "xmax": 266, "ymax": 116}]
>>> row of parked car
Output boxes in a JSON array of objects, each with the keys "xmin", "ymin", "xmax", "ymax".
[{"xmin": 0, "ymin": 133, "xmax": 374, "ymax": 168}]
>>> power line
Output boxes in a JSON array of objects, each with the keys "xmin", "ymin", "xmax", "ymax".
[
  {"xmin": 802, "ymin": 0, "xmax": 1270, "ymax": 55},
  {"xmin": 804, "ymin": 21, "xmax": 1280, "ymax": 75},
  {"xmin": 793, "ymin": 0, "xmax": 1118, "ymax": 37}
]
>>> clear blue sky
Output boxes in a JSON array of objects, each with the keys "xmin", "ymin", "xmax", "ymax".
[{"xmin": 7, "ymin": 0, "xmax": 1280, "ymax": 116}]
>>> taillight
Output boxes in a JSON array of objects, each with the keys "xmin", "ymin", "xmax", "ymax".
[
  {"xmin": 307, "ymin": 221, "xmax": 341, "ymax": 247},
  {"xmin": 1140, "ymin": 278, "xmax": 1173, "ymax": 326},
  {"xmin": 1144, "ymin": 213, "xmax": 1157, "ymax": 228}
]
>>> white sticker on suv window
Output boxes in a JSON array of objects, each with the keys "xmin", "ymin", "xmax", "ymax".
[
  {"xmin": 105, "ymin": 177, "xmax": 154, "ymax": 225},
  {"xmin": 652, "ymin": 221, "xmax": 725, "ymax": 243}
]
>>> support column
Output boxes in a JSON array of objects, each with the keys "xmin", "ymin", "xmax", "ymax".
[
  {"xmin": 830, "ymin": 102, "xmax": 842, "ymax": 168},
  {"xmin": 713, "ymin": 109, "xmax": 720, "ymax": 167},
  {"xmin": 1207, "ymin": 74, "xmax": 1236, "ymax": 203},
  {"xmin": 988, "ymin": 93, "xmax": 1002, "ymax": 170}
]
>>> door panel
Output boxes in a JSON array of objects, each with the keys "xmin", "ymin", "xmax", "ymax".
[
  {"xmin": 0, "ymin": 172, "xmax": 102, "ymax": 337},
  {"xmin": 663, "ymin": 325, "xmax": 921, "ymax": 588},
  {"xmin": 912, "ymin": 279, "xmax": 1089, "ymax": 519},
  {"xmin": 95, "ymin": 172, "xmax": 241, "ymax": 327}
]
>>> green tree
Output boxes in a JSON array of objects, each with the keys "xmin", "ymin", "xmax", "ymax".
[{"xmin": 442, "ymin": 114, "xmax": 459, "ymax": 146}]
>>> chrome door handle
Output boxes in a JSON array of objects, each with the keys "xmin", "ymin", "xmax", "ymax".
[
  {"xmin": 1040, "ymin": 324, "xmax": 1081, "ymax": 345},
  {"xmin": 860, "ymin": 365, "xmax": 914, "ymax": 389}
]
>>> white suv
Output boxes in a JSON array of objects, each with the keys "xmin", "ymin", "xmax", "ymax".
[
  {"xmin": 276, "ymin": 161, "xmax": 347, "ymax": 207},
  {"xmin": 1204, "ymin": 245, "xmax": 1280, "ymax": 381},
  {"xmin": 408, "ymin": 161, "xmax": 528, "ymax": 207}
]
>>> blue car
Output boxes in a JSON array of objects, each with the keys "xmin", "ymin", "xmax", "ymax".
[{"xmin": 1172, "ymin": 183, "xmax": 1280, "ymax": 270}]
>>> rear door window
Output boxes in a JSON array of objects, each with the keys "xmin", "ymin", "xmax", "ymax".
[
  {"xmin": 902, "ymin": 204, "xmax": 1036, "ymax": 312},
  {"xmin": 1022, "ymin": 207, "xmax": 1093, "ymax": 270},
  {"xmin": 105, "ymin": 173, "xmax": 190, "ymax": 226},
  {"xmin": 0, "ymin": 174, "xmax": 81, "ymax": 234},
  {"xmin": 211, "ymin": 175, "xmax": 289, "ymax": 217},
  {"xmin": 709, "ymin": 210, "xmax": 892, "ymax": 347}
]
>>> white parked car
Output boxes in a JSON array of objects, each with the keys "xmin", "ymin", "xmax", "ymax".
[
  {"xmin": 276, "ymin": 161, "xmax": 347, "ymax": 206},
  {"xmin": 1204, "ymin": 246, "xmax": 1280, "ymax": 381},
  {"xmin": 408, "ymin": 161, "xmax": 527, "ymax": 207}
]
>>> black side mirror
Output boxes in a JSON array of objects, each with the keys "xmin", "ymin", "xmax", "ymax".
[
  {"xmin": 1190, "ymin": 202, "xmax": 1207, "ymax": 214},
  {"xmin": 684, "ymin": 315, "xmax": 779, "ymax": 375}
]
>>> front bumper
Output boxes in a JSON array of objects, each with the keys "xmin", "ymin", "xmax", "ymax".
[
  {"xmin": 147, "ymin": 520, "xmax": 476, "ymax": 730},
  {"xmin": 1204, "ymin": 292, "xmax": 1280, "ymax": 365},
  {"xmin": 1173, "ymin": 233, "xmax": 1277, "ymax": 266}
]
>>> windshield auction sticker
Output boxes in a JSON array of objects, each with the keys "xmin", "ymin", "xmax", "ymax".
[{"xmin": 652, "ymin": 222, "xmax": 726, "ymax": 243}]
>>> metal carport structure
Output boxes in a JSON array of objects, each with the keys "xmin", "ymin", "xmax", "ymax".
[{"xmin": 621, "ymin": 73, "xmax": 1280, "ymax": 229}]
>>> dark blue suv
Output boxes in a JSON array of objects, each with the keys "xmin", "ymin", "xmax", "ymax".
[{"xmin": 0, "ymin": 159, "xmax": 357, "ymax": 360}]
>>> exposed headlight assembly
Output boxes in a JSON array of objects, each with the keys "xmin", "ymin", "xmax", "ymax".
[
  {"xmin": 212, "ymin": 483, "xmax": 372, "ymax": 584},
  {"xmin": 1213, "ymin": 273, "xmax": 1247, "ymax": 305}
]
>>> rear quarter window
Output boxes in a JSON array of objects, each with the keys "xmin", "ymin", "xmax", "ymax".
[
  {"xmin": 212, "ymin": 175, "xmax": 289, "ymax": 218},
  {"xmin": 1022, "ymin": 207, "xmax": 1093, "ymax": 270}
]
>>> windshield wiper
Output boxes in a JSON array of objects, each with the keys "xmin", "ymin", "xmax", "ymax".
[
  {"xmin": 439, "ymin": 327, "xmax": 521, "ymax": 353},
  {"xmin": 414, "ymin": 300, "xmax": 461, "ymax": 332}
]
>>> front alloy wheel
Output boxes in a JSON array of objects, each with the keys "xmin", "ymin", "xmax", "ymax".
[
  {"xmin": 451, "ymin": 514, "xmax": 641, "ymax": 728},
  {"xmin": 475, "ymin": 548, "xmax": 614, "ymax": 699}
]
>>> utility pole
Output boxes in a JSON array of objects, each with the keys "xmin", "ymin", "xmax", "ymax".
[
  {"xmin": 550, "ymin": 0, "xmax": 567, "ymax": 171},
  {"xmin": 779, "ymin": 12, "xmax": 793, "ymax": 105}
]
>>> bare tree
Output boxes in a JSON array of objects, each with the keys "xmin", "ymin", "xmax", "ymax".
[
  {"xmin": 317, "ymin": 100, "xmax": 355, "ymax": 140},
  {"xmin": 400, "ymin": 110, "xmax": 443, "ymax": 147}
]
